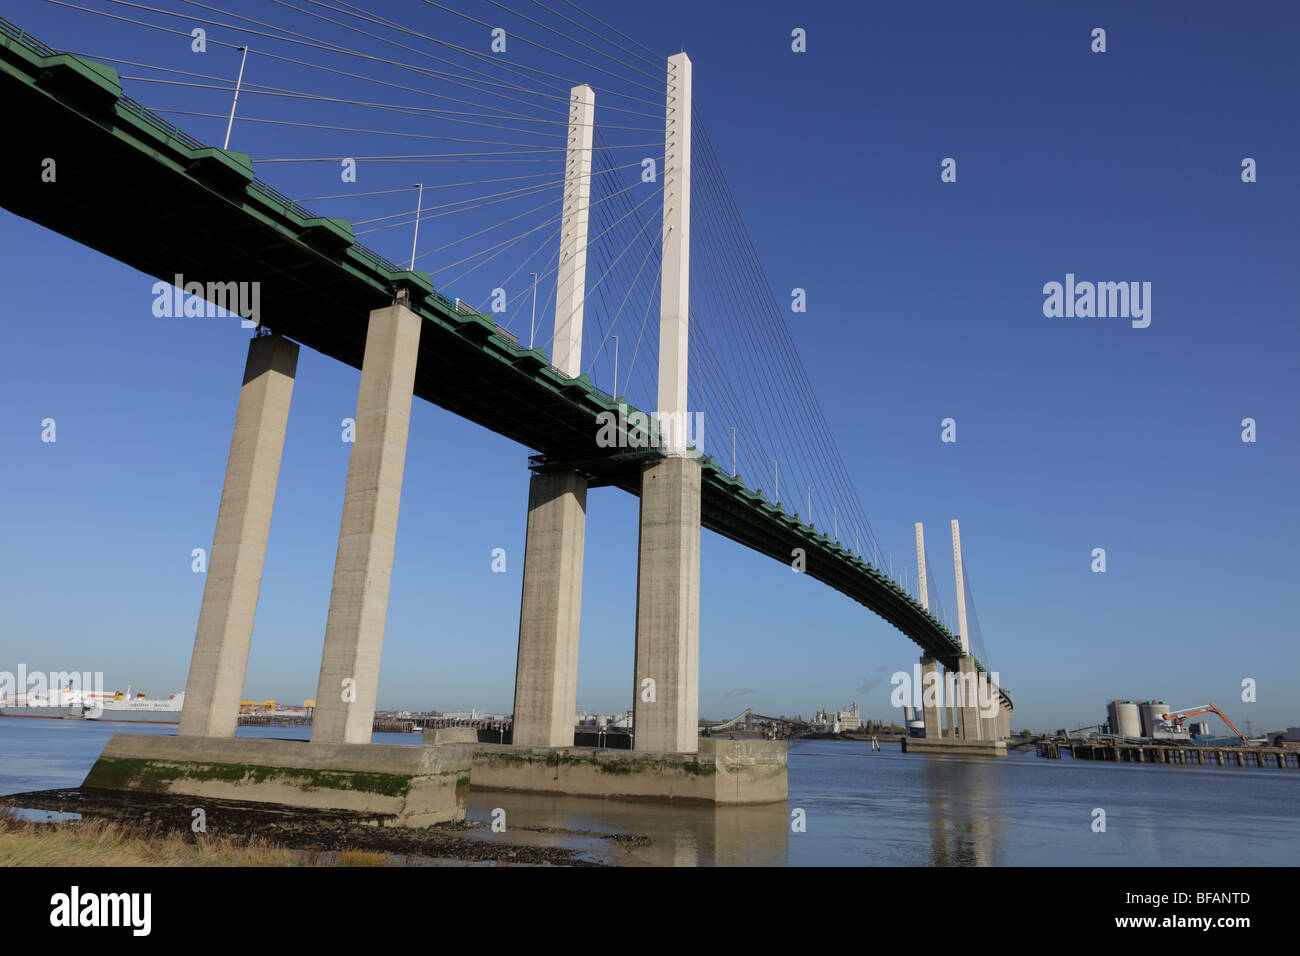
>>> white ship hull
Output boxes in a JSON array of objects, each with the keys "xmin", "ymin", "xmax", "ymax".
[
  {"xmin": 0, "ymin": 690, "xmax": 184, "ymax": 724},
  {"xmin": 0, "ymin": 704, "xmax": 182, "ymax": 724}
]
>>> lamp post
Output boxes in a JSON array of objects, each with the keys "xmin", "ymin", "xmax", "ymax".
[
  {"xmin": 408, "ymin": 183, "xmax": 424, "ymax": 271},
  {"xmin": 611, "ymin": 334, "xmax": 619, "ymax": 396},
  {"xmin": 528, "ymin": 272, "xmax": 538, "ymax": 349},
  {"xmin": 223, "ymin": 46, "xmax": 249, "ymax": 149}
]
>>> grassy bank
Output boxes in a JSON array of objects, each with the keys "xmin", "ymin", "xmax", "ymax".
[{"xmin": 0, "ymin": 809, "xmax": 388, "ymax": 867}]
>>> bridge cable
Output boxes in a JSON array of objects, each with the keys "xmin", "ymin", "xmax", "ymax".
[
  {"xmin": 317, "ymin": 0, "xmax": 665, "ymax": 111},
  {"xmin": 525, "ymin": 0, "xmax": 663, "ymax": 73},
  {"xmin": 477, "ymin": 0, "xmax": 664, "ymax": 84},
  {"xmin": 688, "ymin": 119, "xmax": 860, "ymax": 537},
  {"xmin": 418, "ymin": 174, "xmax": 655, "ymax": 270},
  {"xmin": 691, "ymin": 109, "xmax": 885, "ymax": 562},
  {"xmin": 419, "ymin": 0, "xmax": 662, "ymax": 94},
  {"xmin": 349, "ymin": 159, "xmax": 647, "ymax": 229}
]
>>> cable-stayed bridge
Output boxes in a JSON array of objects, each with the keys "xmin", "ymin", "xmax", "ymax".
[{"xmin": 1, "ymin": 2, "xmax": 1011, "ymax": 811}]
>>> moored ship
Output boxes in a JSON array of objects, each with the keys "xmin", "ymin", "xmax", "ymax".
[{"xmin": 0, "ymin": 685, "xmax": 184, "ymax": 724}]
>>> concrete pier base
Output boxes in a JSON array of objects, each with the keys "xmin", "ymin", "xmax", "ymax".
[
  {"xmin": 427, "ymin": 736, "xmax": 787, "ymax": 805},
  {"xmin": 903, "ymin": 736, "xmax": 1008, "ymax": 758},
  {"xmin": 83, "ymin": 734, "xmax": 471, "ymax": 825}
]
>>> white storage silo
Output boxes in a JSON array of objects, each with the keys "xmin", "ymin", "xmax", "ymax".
[
  {"xmin": 1115, "ymin": 701, "xmax": 1142, "ymax": 738},
  {"xmin": 1140, "ymin": 700, "xmax": 1169, "ymax": 737}
]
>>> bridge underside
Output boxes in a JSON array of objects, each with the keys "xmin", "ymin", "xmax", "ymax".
[{"xmin": 0, "ymin": 32, "xmax": 1008, "ymax": 708}]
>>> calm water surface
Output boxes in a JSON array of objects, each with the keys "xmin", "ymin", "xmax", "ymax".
[{"xmin": 2, "ymin": 719, "xmax": 1296, "ymax": 866}]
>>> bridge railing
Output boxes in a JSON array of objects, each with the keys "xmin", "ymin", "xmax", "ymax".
[
  {"xmin": 492, "ymin": 324, "xmax": 521, "ymax": 348},
  {"xmin": 0, "ymin": 16, "xmax": 56, "ymax": 56}
]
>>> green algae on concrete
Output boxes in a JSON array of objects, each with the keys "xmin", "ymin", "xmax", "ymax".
[
  {"xmin": 82, "ymin": 733, "xmax": 472, "ymax": 825},
  {"xmin": 85, "ymin": 756, "xmax": 412, "ymax": 797},
  {"xmin": 455, "ymin": 739, "xmax": 784, "ymax": 804}
]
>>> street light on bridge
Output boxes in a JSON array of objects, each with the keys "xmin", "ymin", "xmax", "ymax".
[{"xmin": 408, "ymin": 183, "xmax": 424, "ymax": 272}]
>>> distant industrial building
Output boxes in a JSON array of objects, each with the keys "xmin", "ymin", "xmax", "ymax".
[
  {"xmin": 812, "ymin": 701, "xmax": 862, "ymax": 734},
  {"xmin": 577, "ymin": 711, "xmax": 632, "ymax": 730},
  {"xmin": 1103, "ymin": 698, "xmax": 1251, "ymax": 743}
]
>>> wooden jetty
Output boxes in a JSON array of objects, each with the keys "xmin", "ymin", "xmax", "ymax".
[{"xmin": 1037, "ymin": 740, "xmax": 1300, "ymax": 768}]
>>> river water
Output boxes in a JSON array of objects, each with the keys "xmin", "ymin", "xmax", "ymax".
[{"xmin": 2, "ymin": 719, "xmax": 1295, "ymax": 866}]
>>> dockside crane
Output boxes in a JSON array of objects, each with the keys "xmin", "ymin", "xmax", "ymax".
[{"xmin": 1160, "ymin": 703, "xmax": 1250, "ymax": 744}]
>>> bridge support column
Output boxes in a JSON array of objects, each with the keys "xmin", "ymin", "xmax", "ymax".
[
  {"xmin": 632, "ymin": 455, "xmax": 701, "ymax": 754},
  {"xmin": 944, "ymin": 667, "xmax": 957, "ymax": 739},
  {"xmin": 180, "ymin": 333, "xmax": 298, "ymax": 738},
  {"xmin": 957, "ymin": 655, "xmax": 983, "ymax": 741},
  {"xmin": 629, "ymin": 52, "xmax": 699, "ymax": 755},
  {"xmin": 511, "ymin": 469, "xmax": 586, "ymax": 747},
  {"xmin": 999, "ymin": 706, "xmax": 1010, "ymax": 738},
  {"xmin": 919, "ymin": 656, "xmax": 942, "ymax": 740},
  {"xmin": 311, "ymin": 303, "xmax": 421, "ymax": 745},
  {"xmin": 980, "ymin": 673, "xmax": 999, "ymax": 740}
]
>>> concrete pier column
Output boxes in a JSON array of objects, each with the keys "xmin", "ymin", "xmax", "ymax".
[
  {"xmin": 311, "ymin": 303, "xmax": 421, "ymax": 744},
  {"xmin": 957, "ymin": 655, "xmax": 982, "ymax": 741},
  {"xmin": 980, "ymin": 674, "xmax": 999, "ymax": 740},
  {"xmin": 919, "ymin": 656, "xmax": 942, "ymax": 740},
  {"xmin": 632, "ymin": 456, "xmax": 701, "ymax": 754},
  {"xmin": 511, "ymin": 469, "xmax": 587, "ymax": 747},
  {"xmin": 944, "ymin": 667, "xmax": 957, "ymax": 739},
  {"xmin": 180, "ymin": 333, "xmax": 298, "ymax": 738}
]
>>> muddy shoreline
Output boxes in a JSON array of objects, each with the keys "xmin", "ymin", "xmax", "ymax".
[{"xmin": 4, "ymin": 788, "xmax": 648, "ymax": 866}]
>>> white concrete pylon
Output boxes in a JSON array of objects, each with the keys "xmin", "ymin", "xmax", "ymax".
[
  {"xmin": 914, "ymin": 522, "xmax": 928, "ymax": 610},
  {"xmin": 951, "ymin": 518, "xmax": 969, "ymax": 653},
  {"xmin": 657, "ymin": 52, "xmax": 691, "ymax": 454},
  {"xmin": 552, "ymin": 84, "xmax": 595, "ymax": 378}
]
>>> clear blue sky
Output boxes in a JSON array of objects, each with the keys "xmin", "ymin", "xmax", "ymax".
[{"xmin": 1, "ymin": 0, "xmax": 1296, "ymax": 735}]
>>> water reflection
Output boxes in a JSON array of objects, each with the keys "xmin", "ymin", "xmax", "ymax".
[
  {"xmin": 925, "ymin": 756, "xmax": 1005, "ymax": 866},
  {"xmin": 466, "ymin": 789, "xmax": 790, "ymax": 866},
  {"xmin": 4, "ymin": 722, "xmax": 1296, "ymax": 866}
]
